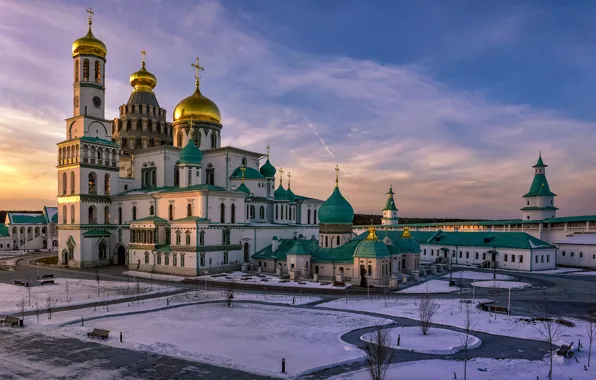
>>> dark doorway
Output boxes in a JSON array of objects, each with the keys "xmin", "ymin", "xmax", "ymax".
[
  {"xmin": 42, "ymin": 240, "xmax": 47, "ymax": 249},
  {"xmin": 62, "ymin": 250, "xmax": 68, "ymax": 265},
  {"xmin": 117, "ymin": 245, "xmax": 126, "ymax": 265},
  {"xmin": 243, "ymin": 243, "xmax": 249, "ymax": 262}
]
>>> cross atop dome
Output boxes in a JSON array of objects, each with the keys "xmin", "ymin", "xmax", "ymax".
[
  {"xmin": 86, "ymin": 8, "xmax": 94, "ymax": 25},
  {"xmin": 191, "ymin": 57, "xmax": 204, "ymax": 86},
  {"xmin": 335, "ymin": 165, "xmax": 340, "ymax": 187}
]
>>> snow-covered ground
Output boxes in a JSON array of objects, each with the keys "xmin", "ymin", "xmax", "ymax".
[
  {"xmin": 123, "ymin": 270, "xmax": 187, "ymax": 282},
  {"xmin": 197, "ymin": 271, "xmax": 352, "ymax": 290},
  {"xmin": 318, "ymin": 298, "xmax": 588, "ymax": 345},
  {"xmin": 570, "ymin": 271, "xmax": 596, "ymax": 276},
  {"xmin": 534, "ymin": 267, "xmax": 584, "ymax": 274},
  {"xmin": 398, "ymin": 280, "xmax": 460, "ymax": 294},
  {"xmin": 471, "ymin": 280, "xmax": 532, "ymax": 289},
  {"xmin": 47, "ymin": 303, "xmax": 392, "ymax": 377},
  {"xmin": 0, "ymin": 250, "xmax": 29, "ymax": 260},
  {"xmin": 0, "ymin": 278, "xmax": 175, "ymax": 314},
  {"xmin": 330, "ymin": 355, "xmax": 595, "ymax": 380},
  {"xmin": 361, "ymin": 326, "xmax": 481, "ymax": 354},
  {"xmin": 443, "ymin": 271, "xmax": 513, "ymax": 280}
]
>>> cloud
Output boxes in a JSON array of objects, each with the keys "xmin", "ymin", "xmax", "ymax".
[{"xmin": 0, "ymin": 0, "xmax": 595, "ymax": 219}]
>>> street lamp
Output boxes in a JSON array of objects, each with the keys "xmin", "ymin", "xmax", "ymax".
[{"xmin": 487, "ymin": 248, "xmax": 498, "ymax": 280}]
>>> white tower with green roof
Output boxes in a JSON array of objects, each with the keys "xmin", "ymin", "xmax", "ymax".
[
  {"xmin": 381, "ymin": 186, "xmax": 398, "ymax": 225},
  {"xmin": 521, "ymin": 153, "xmax": 557, "ymax": 221}
]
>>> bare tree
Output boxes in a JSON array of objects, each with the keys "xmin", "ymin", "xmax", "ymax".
[
  {"xmin": 419, "ymin": 294, "xmax": 439, "ymax": 335},
  {"xmin": 26, "ymin": 286, "xmax": 32, "ymax": 307},
  {"xmin": 458, "ymin": 302, "xmax": 477, "ymax": 380},
  {"xmin": 95, "ymin": 269, "xmax": 101, "ymax": 297},
  {"xmin": 586, "ymin": 315, "xmax": 596, "ymax": 367},
  {"xmin": 530, "ymin": 289, "xmax": 563, "ymax": 380},
  {"xmin": 44, "ymin": 296, "xmax": 57, "ymax": 320},
  {"xmin": 363, "ymin": 325, "xmax": 394, "ymax": 380},
  {"xmin": 65, "ymin": 280, "xmax": 71, "ymax": 303},
  {"xmin": 16, "ymin": 295, "xmax": 26, "ymax": 325}
]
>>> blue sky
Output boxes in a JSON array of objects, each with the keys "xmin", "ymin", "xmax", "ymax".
[{"xmin": 0, "ymin": 0, "xmax": 595, "ymax": 218}]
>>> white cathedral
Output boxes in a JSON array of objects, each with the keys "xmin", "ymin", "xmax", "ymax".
[{"xmin": 55, "ymin": 11, "xmax": 336, "ymax": 276}]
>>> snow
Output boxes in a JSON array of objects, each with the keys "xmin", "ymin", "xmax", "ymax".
[
  {"xmin": 123, "ymin": 270, "xmax": 186, "ymax": 282},
  {"xmin": 0, "ymin": 278, "xmax": 175, "ymax": 314},
  {"xmin": 196, "ymin": 271, "xmax": 352, "ymax": 290},
  {"xmin": 318, "ymin": 297, "xmax": 588, "ymax": 345},
  {"xmin": 361, "ymin": 326, "xmax": 481, "ymax": 354},
  {"xmin": 570, "ymin": 271, "xmax": 596, "ymax": 276},
  {"xmin": 471, "ymin": 281, "xmax": 532, "ymax": 289},
  {"xmin": 442, "ymin": 270, "xmax": 513, "ymax": 280},
  {"xmin": 398, "ymin": 280, "xmax": 460, "ymax": 294},
  {"xmin": 330, "ymin": 355, "xmax": 596, "ymax": 380},
  {"xmin": 533, "ymin": 267, "xmax": 584, "ymax": 274},
  {"xmin": 48, "ymin": 303, "xmax": 392, "ymax": 377}
]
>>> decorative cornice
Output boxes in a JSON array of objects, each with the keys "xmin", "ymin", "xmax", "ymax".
[
  {"xmin": 58, "ymin": 163, "xmax": 119, "ymax": 172},
  {"xmin": 75, "ymin": 82, "xmax": 105, "ymax": 90},
  {"xmin": 58, "ymin": 195, "xmax": 112, "ymax": 204},
  {"xmin": 57, "ymin": 224, "xmax": 123, "ymax": 230},
  {"xmin": 171, "ymin": 244, "xmax": 242, "ymax": 252}
]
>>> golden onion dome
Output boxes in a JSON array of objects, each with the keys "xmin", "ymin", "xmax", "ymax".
[
  {"xmin": 130, "ymin": 62, "xmax": 157, "ymax": 93},
  {"xmin": 72, "ymin": 19, "xmax": 107, "ymax": 59},
  {"xmin": 173, "ymin": 83, "xmax": 221, "ymax": 124}
]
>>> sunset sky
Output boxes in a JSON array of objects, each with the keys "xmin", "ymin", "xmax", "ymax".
[{"xmin": 1, "ymin": 0, "xmax": 596, "ymax": 218}]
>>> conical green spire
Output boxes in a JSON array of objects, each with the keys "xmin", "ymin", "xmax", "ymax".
[
  {"xmin": 533, "ymin": 152, "xmax": 547, "ymax": 168},
  {"xmin": 383, "ymin": 186, "xmax": 398, "ymax": 211}
]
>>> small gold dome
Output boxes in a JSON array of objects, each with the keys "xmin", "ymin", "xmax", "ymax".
[
  {"xmin": 173, "ymin": 86, "xmax": 221, "ymax": 124},
  {"xmin": 130, "ymin": 63, "xmax": 157, "ymax": 93},
  {"xmin": 72, "ymin": 26, "xmax": 107, "ymax": 59}
]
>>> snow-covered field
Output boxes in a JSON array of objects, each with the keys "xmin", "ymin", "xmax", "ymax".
[
  {"xmin": 331, "ymin": 355, "xmax": 595, "ymax": 380},
  {"xmin": 0, "ymin": 278, "xmax": 175, "ymax": 314},
  {"xmin": 318, "ymin": 298, "xmax": 588, "ymax": 345},
  {"xmin": 197, "ymin": 271, "xmax": 352, "ymax": 290},
  {"xmin": 471, "ymin": 280, "xmax": 532, "ymax": 289},
  {"xmin": 443, "ymin": 271, "xmax": 513, "ymax": 280},
  {"xmin": 49, "ymin": 303, "xmax": 391, "ymax": 377},
  {"xmin": 123, "ymin": 270, "xmax": 187, "ymax": 282},
  {"xmin": 399, "ymin": 280, "xmax": 460, "ymax": 294},
  {"xmin": 361, "ymin": 326, "xmax": 481, "ymax": 354}
]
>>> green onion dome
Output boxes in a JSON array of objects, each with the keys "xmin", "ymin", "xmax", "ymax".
[
  {"xmin": 393, "ymin": 227, "xmax": 421, "ymax": 253},
  {"xmin": 231, "ymin": 166, "xmax": 264, "ymax": 179},
  {"xmin": 236, "ymin": 183, "xmax": 251, "ymax": 194},
  {"xmin": 286, "ymin": 186, "xmax": 296, "ymax": 202},
  {"xmin": 318, "ymin": 186, "xmax": 354, "ymax": 224},
  {"xmin": 274, "ymin": 184, "xmax": 288, "ymax": 201},
  {"xmin": 260, "ymin": 159, "xmax": 276, "ymax": 178},
  {"xmin": 353, "ymin": 227, "xmax": 390, "ymax": 258},
  {"xmin": 179, "ymin": 140, "xmax": 203, "ymax": 165}
]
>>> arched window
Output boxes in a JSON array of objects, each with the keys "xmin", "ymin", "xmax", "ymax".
[
  {"xmin": 199, "ymin": 230, "xmax": 205, "ymax": 245},
  {"xmin": 307, "ymin": 209, "xmax": 311, "ymax": 224},
  {"xmin": 132, "ymin": 206, "xmax": 137, "ymax": 220},
  {"xmin": 177, "ymin": 132, "xmax": 183, "ymax": 147},
  {"xmin": 74, "ymin": 60, "xmax": 79, "ymax": 82},
  {"xmin": 62, "ymin": 205, "xmax": 67, "ymax": 224},
  {"xmin": 157, "ymin": 254, "xmax": 162, "ymax": 265},
  {"xmin": 104, "ymin": 174, "xmax": 111, "ymax": 195},
  {"xmin": 175, "ymin": 230, "xmax": 181, "ymax": 245},
  {"xmin": 62, "ymin": 173, "xmax": 67, "ymax": 195},
  {"xmin": 83, "ymin": 59, "xmax": 89, "ymax": 81},
  {"xmin": 275, "ymin": 205, "xmax": 279, "ymax": 220},
  {"xmin": 193, "ymin": 131, "xmax": 201, "ymax": 147},
  {"xmin": 185, "ymin": 230, "xmax": 191, "ymax": 245},
  {"xmin": 104, "ymin": 206, "xmax": 110, "ymax": 224},
  {"xmin": 241, "ymin": 157, "xmax": 247, "ymax": 167},
  {"xmin": 206, "ymin": 164, "xmax": 214, "ymax": 185},
  {"xmin": 174, "ymin": 164, "xmax": 180, "ymax": 187},
  {"xmin": 220, "ymin": 203, "xmax": 226, "ymax": 223},
  {"xmin": 336, "ymin": 236, "xmax": 340, "ymax": 246},
  {"xmin": 70, "ymin": 172, "xmax": 75, "ymax": 194},
  {"xmin": 210, "ymin": 133, "xmax": 217, "ymax": 148},
  {"xmin": 325, "ymin": 236, "xmax": 328, "ymax": 247},
  {"xmin": 200, "ymin": 252, "xmax": 205, "ymax": 266},
  {"xmin": 118, "ymin": 207, "xmax": 122, "ymax": 224},
  {"xmin": 222, "ymin": 227, "xmax": 230, "ymax": 244},
  {"xmin": 368, "ymin": 265, "xmax": 372, "ymax": 275},
  {"xmin": 180, "ymin": 254, "xmax": 185, "ymax": 267},
  {"xmin": 314, "ymin": 209, "xmax": 317, "ymax": 224},
  {"xmin": 168, "ymin": 204, "xmax": 174, "ymax": 220},
  {"xmin": 149, "ymin": 205, "xmax": 154, "ymax": 215},
  {"xmin": 185, "ymin": 203, "xmax": 191, "ymax": 217},
  {"xmin": 259, "ymin": 206, "xmax": 265, "ymax": 219},
  {"xmin": 144, "ymin": 252, "xmax": 149, "ymax": 264},
  {"xmin": 70, "ymin": 205, "xmax": 75, "ymax": 224},
  {"xmin": 88, "ymin": 205, "xmax": 97, "ymax": 224},
  {"xmin": 188, "ymin": 169, "xmax": 192, "ymax": 186},
  {"xmin": 231, "ymin": 204, "xmax": 236, "ymax": 223},
  {"xmin": 94, "ymin": 60, "xmax": 101, "ymax": 83},
  {"xmin": 173, "ymin": 253, "xmax": 178, "ymax": 267},
  {"xmin": 249, "ymin": 205, "xmax": 255, "ymax": 219},
  {"xmin": 88, "ymin": 172, "xmax": 97, "ymax": 194}
]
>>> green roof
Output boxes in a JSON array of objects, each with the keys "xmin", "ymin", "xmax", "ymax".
[
  {"xmin": 173, "ymin": 216, "xmax": 210, "ymax": 223},
  {"xmin": 236, "ymin": 183, "xmax": 251, "ymax": 194},
  {"xmin": 116, "ymin": 184, "xmax": 227, "ymax": 196},
  {"xmin": 7, "ymin": 213, "xmax": 46, "ymax": 225},
  {"xmin": 260, "ymin": 159, "xmax": 276, "ymax": 178},
  {"xmin": 286, "ymin": 186, "xmax": 296, "ymax": 202},
  {"xmin": 533, "ymin": 154, "xmax": 546, "ymax": 168},
  {"xmin": 82, "ymin": 229, "xmax": 111, "ymax": 237},
  {"xmin": 130, "ymin": 216, "xmax": 169, "ymax": 224},
  {"xmin": 383, "ymin": 187, "xmax": 398, "ymax": 211},
  {"xmin": 286, "ymin": 240, "xmax": 312, "ymax": 255},
  {"xmin": 355, "ymin": 230, "xmax": 420, "ymax": 253},
  {"xmin": 545, "ymin": 215, "xmax": 596, "ymax": 223},
  {"xmin": 354, "ymin": 239, "xmax": 390, "ymax": 258},
  {"xmin": 59, "ymin": 136, "xmax": 119, "ymax": 147},
  {"xmin": 520, "ymin": 206, "xmax": 558, "ymax": 211},
  {"xmin": 0, "ymin": 225, "xmax": 9, "ymax": 237},
  {"xmin": 318, "ymin": 186, "xmax": 354, "ymax": 224},
  {"xmin": 523, "ymin": 174, "xmax": 556, "ymax": 197},
  {"xmin": 400, "ymin": 230, "xmax": 554, "ymax": 250},
  {"xmin": 253, "ymin": 238, "xmax": 361, "ymax": 263},
  {"xmin": 156, "ymin": 244, "xmax": 171, "ymax": 253},
  {"xmin": 230, "ymin": 167, "xmax": 264, "ymax": 179},
  {"xmin": 179, "ymin": 140, "xmax": 203, "ymax": 165},
  {"xmin": 274, "ymin": 184, "xmax": 288, "ymax": 201},
  {"xmin": 43, "ymin": 206, "xmax": 58, "ymax": 224}
]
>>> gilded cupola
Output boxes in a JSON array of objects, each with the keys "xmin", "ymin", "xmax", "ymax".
[
  {"xmin": 72, "ymin": 8, "xmax": 107, "ymax": 59},
  {"xmin": 129, "ymin": 49, "xmax": 157, "ymax": 93},
  {"xmin": 173, "ymin": 58, "xmax": 221, "ymax": 124}
]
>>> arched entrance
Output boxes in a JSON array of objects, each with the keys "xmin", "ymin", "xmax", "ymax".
[
  {"xmin": 61, "ymin": 249, "xmax": 68, "ymax": 265},
  {"xmin": 117, "ymin": 245, "xmax": 126, "ymax": 265},
  {"xmin": 243, "ymin": 243, "xmax": 249, "ymax": 262},
  {"xmin": 42, "ymin": 240, "xmax": 47, "ymax": 249}
]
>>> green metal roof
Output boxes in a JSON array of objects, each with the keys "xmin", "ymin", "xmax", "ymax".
[
  {"xmin": 286, "ymin": 240, "xmax": 312, "ymax": 255},
  {"xmin": 130, "ymin": 216, "xmax": 169, "ymax": 224},
  {"xmin": 253, "ymin": 238, "xmax": 361, "ymax": 263},
  {"xmin": 520, "ymin": 206, "xmax": 558, "ymax": 211},
  {"xmin": 116, "ymin": 184, "xmax": 227, "ymax": 196},
  {"xmin": 354, "ymin": 239, "xmax": 390, "ymax": 258},
  {"xmin": 173, "ymin": 216, "xmax": 210, "ymax": 223},
  {"xmin": 82, "ymin": 229, "xmax": 111, "ymax": 237},
  {"xmin": 7, "ymin": 213, "xmax": 46, "ymax": 225},
  {"xmin": 179, "ymin": 140, "xmax": 203, "ymax": 165},
  {"xmin": 236, "ymin": 183, "xmax": 251, "ymax": 194},
  {"xmin": 318, "ymin": 186, "xmax": 354, "ymax": 224},
  {"xmin": 274, "ymin": 184, "xmax": 288, "ymax": 201},
  {"xmin": 78, "ymin": 136, "xmax": 120, "ymax": 147},
  {"xmin": 355, "ymin": 230, "xmax": 420, "ymax": 253},
  {"xmin": 259, "ymin": 159, "xmax": 276, "ymax": 178},
  {"xmin": 523, "ymin": 174, "xmax": 556, "ymax": 197},
  {"xmin": 382, "ymin": 187, "xmax": 398, "ymax": 211},
  {"xmin": 230, "ymin": 166, "xmax": 264, "ymax": 179},
  {"xmin": 43, "ymin": 206, "xmax": 58, "ymax": 224},
  {"xmin": 156, "ymin": 244, "xmax": 171, "ymax": 253},
  {"xmin": 545, "ymin": 215, "xmax": 596, "ymax": 223},
  {"xmin": 0, "ymin": 225, "xmax": 9, "ymax": 237},
  {"xmin": 399, "ymin": 230, "xmax": 554, "ymax": 250},
  {"xmin": 533, "ymin": 154, "xmax": 546, "ymax": 168},
  {"xmin": 286, "ymin": 186, "xmax": 296, "ymax": 202}
]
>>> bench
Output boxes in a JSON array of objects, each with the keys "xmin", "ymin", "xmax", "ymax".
[
  {"xmin": 489, "ymin": 305, "xmax": 509, "ymax": 314},
  {"xmin": 37, "ymin": 278, "xmax": 55, "ymax": 285},
  {"xmin": 87, "ymin": 328, "xmax": 110, "ymax": 340},
  {"xmin": 0, "ymin": 316, "xmax": 20, "ymax": 327},
  {"xmin": 13, "ymin": 280, "xmax": 29, "ymax": 287},
  {"xmin": 557, "ymin": 342, "xmax": 574, "ymax": 359}
]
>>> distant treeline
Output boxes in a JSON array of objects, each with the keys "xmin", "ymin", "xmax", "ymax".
[
  {"xmin": 353, "ymin": 214, "xmax": 485, "ymax": 225},
  {"xmin": 0, "ymin": 210, "xmax": 42, "ymax": 223}
]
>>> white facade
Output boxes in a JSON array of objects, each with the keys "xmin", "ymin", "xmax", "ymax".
[
  {"xmin": 556, "ymin": 234, "xmax": 596, "ymax": 269},
  {"xmin": 1, "ymin": 208, "xmax": 59, "ymax": 252}
]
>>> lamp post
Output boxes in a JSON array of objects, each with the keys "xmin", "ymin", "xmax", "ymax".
[{"xmin": 487, "ymin": 248, "xmax": 498, "ymax": 280}]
